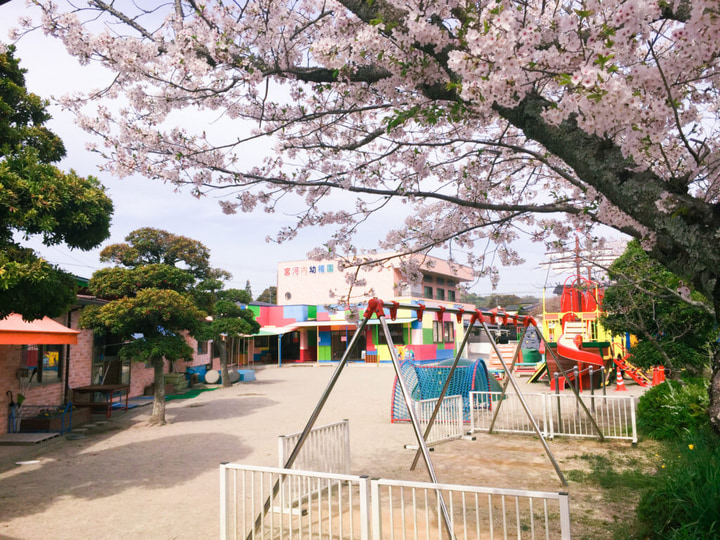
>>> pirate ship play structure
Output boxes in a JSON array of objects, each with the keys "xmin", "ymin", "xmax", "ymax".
[{"xmin": 539, "ymin": 275, "xmax": 654, "ymax": 389}]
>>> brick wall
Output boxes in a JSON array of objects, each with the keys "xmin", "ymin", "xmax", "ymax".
[
  {"xmin": 129, "ymin": 363, "xmax": 155, "ymax": 397},
  {"xmin": 65, "ymin": 310, "xmax": 95, "ymax": 400}
]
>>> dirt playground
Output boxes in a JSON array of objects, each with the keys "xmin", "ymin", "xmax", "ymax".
[{"xmin": 0, "ymin": 364, "xmax": 651, "ymax": 539}]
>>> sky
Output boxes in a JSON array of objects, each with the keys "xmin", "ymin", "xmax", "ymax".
[{"xmin": 0, "ymin": 2, "xmax": 590, "ymax": 299}]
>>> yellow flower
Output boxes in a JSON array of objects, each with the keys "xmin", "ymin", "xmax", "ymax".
[
  {"xmin": 688, "ymin": 444, "xmax": 694, "ymax": 450},
  {"xmin": 661, "ymin": 464, "xmax": 666, "ymax": 469}
]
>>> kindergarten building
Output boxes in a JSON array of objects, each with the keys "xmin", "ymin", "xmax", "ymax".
[{"xmin": 246, "ymin": 254, "xmax": 475, "ymax": 364}]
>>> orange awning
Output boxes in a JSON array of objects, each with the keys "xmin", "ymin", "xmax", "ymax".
[{"xmin": 0, "ymin": 314, "xmax": 79, "ymax": 345}]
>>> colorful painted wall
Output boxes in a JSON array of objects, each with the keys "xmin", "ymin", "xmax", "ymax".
[{"xmin": 245, "ymin": 302, "xmax": 466, "ymax": 364}]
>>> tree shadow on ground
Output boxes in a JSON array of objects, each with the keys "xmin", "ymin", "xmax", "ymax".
[
  {"xmin": 0, "ymin": 432, "xmax": 250, "ymax": 522},
  {"xmin": 165, "ymin": 396, "xmax": 278, "ymax": 423}
]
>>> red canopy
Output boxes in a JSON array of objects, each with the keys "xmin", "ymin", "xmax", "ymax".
[{"xmin": 0, "ymin": 314, "xmax": 79, "ymax": 345}]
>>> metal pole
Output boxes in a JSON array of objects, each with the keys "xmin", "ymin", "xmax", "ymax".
[
  {"xmin": 247, "ymin": 314, "xmax": 372, "ymax": 540},
  {"xmin": 602, "ymin": 366, "xmax": 607, "ymax": 397},
  {"xmin": 589, "ymin": 366, "xmax": 596, "ymax": 414},
  {"xmin": 378, "ymin": 314, "xmax": 456, "ymax": 539},
  {"xmin": 410, "ymin": 316, "xmax": 475, "ymax": 470},
  {"xmin": 482, "ymin": 318, "xmax": 569, "ymax": 486},
  {"xmin": 555, "ymin": 374, "xmax": 563, "ymax": 433}
]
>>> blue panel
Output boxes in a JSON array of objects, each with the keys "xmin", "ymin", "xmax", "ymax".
[
  {"xmin": 436, "ymin": 348, "xmax": 454, "ymax": 360},
  {"xmin": 318, "ymin": 331, "xmax": 331, "ymax": 347},
  {"xmin": 411, "ymin": 319, "xmax": 423, "ymax": 330},
  {"xmin": 283, "ymin": 305, "xmax": 309, "ymax": 322}
]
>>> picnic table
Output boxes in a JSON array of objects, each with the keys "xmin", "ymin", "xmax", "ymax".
[{"xmin": 72, "ymin": 384, "xmax": 130, "ymax": 418}]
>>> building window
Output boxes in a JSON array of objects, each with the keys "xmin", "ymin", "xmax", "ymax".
[
  {"xmin": 197, "ymin": 340, "xmax": 209, "ymax": 355},
  {"xmin": 432, "ymin": 321, "xmax": 442, "ymax": 343},
  {"xmin": 424, "ymin": 275, "xmax": 433, "ymax": 283},
  {"xmin": 436, "ymin": 277, "xmax": 446, "ymax": 285},
  {"xmin": 20, "ymin": 344, "xmax": 63, "ymax": 385},
  {"xmin": 92, "ymin": 334, "xmax": 130, "ymax": 385},
  {"xmin": 378, "ymin": 324, "xmax": 405, "ymax": 345},
  {"xmin": 424, "ymin": 286, "xmax": 433, "ymax": 299},
  {"xmin": 444, "ymin": 322, "xmax": 455, "ymax": 343},
  {"xmin": 436, "ymin": 288, "xmax": 446, "ymax": 301},
  {"xmin": 448, "ymin": 289, "xmax": 456, "ymax": 302}
]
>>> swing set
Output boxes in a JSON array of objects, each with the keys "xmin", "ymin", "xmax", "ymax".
[{"xmin": 250, "ymin": 298, "xmax": 601, "ymax": 539}]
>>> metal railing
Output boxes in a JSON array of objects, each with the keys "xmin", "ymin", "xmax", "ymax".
[
  {"xmin": 548, "ymin": 393, "xmax": 637, "ymax": 443},
  {"xmin": 470, "ymin": 392, "xmax": 550, "ymax": 437},
  {"xmin": 220, "ymin": 464, "xmax": 370, "ymax": 540},
  {"xmin": 220, "ymin": 463, "xmax": 572, "ymax": 540},
  {"xmin": 413, "ymin": 395, "xmax": 465, "ymax": 447},
  {"xmin": 278, "ymin": 419, "xmax": 351, "ymax": 474},
  {"xmin": 372, "ymin": 477, "xmax": 571, "ymax": 540},
  {"xmin": 470, "ymin": 391, "xmax": 637, "ymax": 443}
]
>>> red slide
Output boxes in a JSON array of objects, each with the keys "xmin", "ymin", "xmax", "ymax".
[{"xmin": 556, "ymin": 333, "xmax": 604, "ymax": 390}]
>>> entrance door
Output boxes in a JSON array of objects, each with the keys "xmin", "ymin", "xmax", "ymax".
[{"xmin": 330, "ymin": 330, "xmax": 365, "ymax": 361}]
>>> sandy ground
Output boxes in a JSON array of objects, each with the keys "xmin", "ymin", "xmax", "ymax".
[{"xmin": 0, "ymin": 364, "xmax": 650, "ymax": 539}]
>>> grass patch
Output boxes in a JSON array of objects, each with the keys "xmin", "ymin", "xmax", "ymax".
[
  {"xmin": 566, "ymin": 451, "xmax": 656, "ymax": 539},
  {"xmin": 166, "ymin": 387, "xmax": 218, "ymax": 401},
  {"xmin": 567, "ymin": 452, "xmax": 650, "ymax": 500}
]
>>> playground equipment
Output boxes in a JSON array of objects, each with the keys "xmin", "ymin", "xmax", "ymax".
[
  {"xmin": 390, "ymin": 358, "xmax": 492, "ymax": 423},
  {"xmin": 542, "ymin": 275, "xmax": 611, "ymax": 390},
  {"xmin": 540, "ymin": 275, "xmax": 661, "ymax": 390}
]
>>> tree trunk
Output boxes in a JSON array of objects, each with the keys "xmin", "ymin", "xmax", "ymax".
[
  {"xmin": 708, "ymin": 287, "xmax": 720, "ymax": 435},
  {"xmin": 709, "ymin": 351, "xmax": 720, "ymax": 434},
  {"xmin": 149, "ymin": 357, "xmax": 166, "ymax": 426},
  {"xmin": 219, "ymin": 342, "xmax": 231, "ymax": 388}
]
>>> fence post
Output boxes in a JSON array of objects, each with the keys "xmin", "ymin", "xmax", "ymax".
[
  {"xmin": 630, "ymin": 396, "xmax": 638, "ymax": 445},
  {"xmin": 555, "ymin": 374, "xmax": 562, "ymax": 433},
  {"xmin": 343, "ymin": 419, "xmax": 351, "ymax": 474},
  {"xmin": 371, "ymin": 479, "xmax": 382, "ymax": 540},
  {"xmin": 220, "ymin": 463, "xmax": 229, "ymax": 540},
  {"xmin": 277, "ymin": 435, "xmax": 286, "ymax": 468},
  {"xmin": 589, "ymin": 366, "xmax": 596, "ymax": 414},
  {"xmin": 559, "ymin": 492, "xmax": 572, "ymax": 540},
  {"xmin": 359, "ymin": 476, "xmax": 372, "ymax": 540}
]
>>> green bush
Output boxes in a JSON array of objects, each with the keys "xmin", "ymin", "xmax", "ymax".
[
  {"xmin": 637, "ymin": 428, "xmax": 720, "ymax": 539},
  {"xmin": 636, "ymin": 378, "xmax": 709, "ymax": 441}
]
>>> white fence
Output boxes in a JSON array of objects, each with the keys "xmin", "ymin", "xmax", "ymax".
[
  {"xmin": 547, "ymin": 392, "xmax": 637, "ymax": 442},
  {"xmin": 470, "ymin": 391, "xmax": 637, "ymax": 444},
  {"xmin": 220, "ymin": 463, "xmax": 572, "ymax": 540},
  {"xmin": 278, "ymin": 419, "xmax": 351, "ymax": 473},
  {"xmin": 220, "ymin": 464, "xmax": 370, "ymax": 540},
  {"xmin": 413, "ymin": 395, "xmax": 465, "ymax": 447}
]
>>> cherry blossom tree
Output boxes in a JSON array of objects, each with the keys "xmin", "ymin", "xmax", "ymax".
[{"xmin": 13, "ymin": 2, "xmax": 720, "ymax": 427}]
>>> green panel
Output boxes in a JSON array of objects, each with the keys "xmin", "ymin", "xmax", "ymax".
[
  {"xmin": 318, "ymin": 346, "xmax": 332, "ymax": 361},
  {"xmin": 422, "ymin": 328, "xmax": 433, "ymax": 344},
  {"xmin": 308, "ymin": 305, "xmax": 317, "ymax": 320},
  {"xmin": 249, "ymin": 305, "xmax": 260, "ymax": 317}
]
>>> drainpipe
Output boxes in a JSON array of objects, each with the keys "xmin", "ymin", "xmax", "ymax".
[
  {"xmin": 64, "ymin": 307, "xmax": 81, "ymax": 405},
  {"xmin": 278, "ymin": 334, "xmax": 282, "ymax": 367}
]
